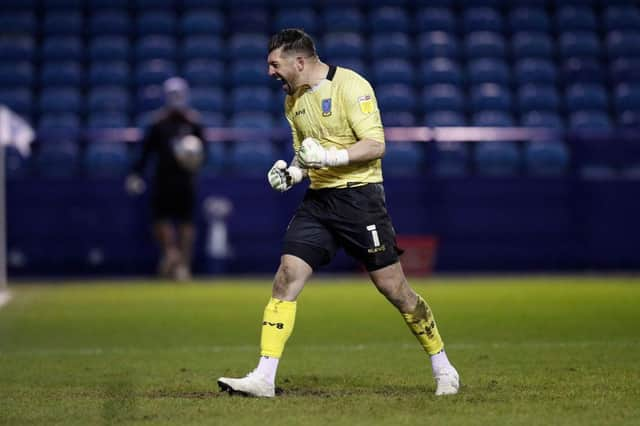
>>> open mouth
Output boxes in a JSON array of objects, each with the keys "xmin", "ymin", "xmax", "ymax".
[{"xmin": 275, "ymin": 74, "xmax": 291, "ymax": 94}]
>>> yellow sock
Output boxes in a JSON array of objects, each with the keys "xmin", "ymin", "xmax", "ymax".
[
  {"xmin": 260, "ymin": 297, "xmax": 297, "ymax": 358},
  {"xmin": 402, "ymin": 295, "xmax": 444, "ymax": 356}
]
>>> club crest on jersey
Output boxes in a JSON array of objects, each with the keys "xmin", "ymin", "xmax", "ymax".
[
  {"xmin": 358, "ymin": 95, "xmax": 374, "ymax": 114},
  {"xmin": 322, "ymin": 98, "xmax": 332, "ymax": 117}
]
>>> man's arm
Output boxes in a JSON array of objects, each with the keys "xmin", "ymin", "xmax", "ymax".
[{"xmin": 344, "ymin": 138, "xmax": 385, "ymax": 163}]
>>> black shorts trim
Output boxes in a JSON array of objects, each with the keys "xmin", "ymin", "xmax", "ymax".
[{"xmin": 282, "ymin": 241, "xmax": 331, "ymax": 270}]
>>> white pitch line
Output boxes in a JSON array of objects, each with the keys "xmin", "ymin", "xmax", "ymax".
[{"xmin": 0, "ymin": 290, "xmax": 11, "ymax": 309}]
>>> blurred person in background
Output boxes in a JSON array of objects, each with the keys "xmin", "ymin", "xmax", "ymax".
[{"xmin": 126, "ymin": 77, "xmax": 205, "ymax": 281}]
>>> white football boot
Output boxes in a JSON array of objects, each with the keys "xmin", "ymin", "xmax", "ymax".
[
  {"xmin": 434, "ymin": 366, "xmax": 460, "ymax": 396},
  {"xmin": 217, "ymin": 371, "xmax": 275, "ymax": 398}
]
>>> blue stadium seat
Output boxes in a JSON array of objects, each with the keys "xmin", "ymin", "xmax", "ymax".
[
  {"xmin": 525, "ymin": 141, "xmax": 570, "ymax": 176},
  {"xmin": 382, "ymin": 111, "xmax": 415, "ymax": 126},
  {"xmin": 182, "ymin": 36, "xmax": 223, "ymax": 61},
  {"xmin": 369, "ymin": 7, "xmax": 410, "ymax": 33},
  {"xmin": 199, "ymin": 112, "xmax": 225, "ymax": 127},
  {"xmin": 1, "ymin": 0, "xmax": 37, "ymax": 9},
  {"xmin": 0, "ymin": 12, "xmax": 36, "ymax": 34},
  {"xmin": 614, "ymin": 83, "xmax": 640, "ymax": 112},
  {"xmin": 618, "ymin": 110, "xmax": 640, "ymax": 128},
  {"xmin": 183, "ymin": 0, "xmax": 222, "ymax": 6},
  {"xmin": 89, "ymin": 61, "xmax": 130, "ymax": 86},
  {"xmin": 562, "ymin": 58, "xmax": 605, "ymax": 84},
  {"xmin": 418, "ymin": 32, "xmax": 460, "ymax": 58},
  {"xmin": 472, "ymin": 110, "xmax": 515, "ymax": 126},
  {"xmin": 135, "ymin": 60, "xmax": 176, "ymax": 87},
  {"xmin": 338, "ymin": 59, "xmax": 368, "ymax": 78},
  {"xmin": 84, "ymin": 142, "xmax": 130, "ymax": 178},
  {"xmin": 89, "ymin": 10, "xmax": 131, "ymax": 36},
  {"xmin": 230, "ymin": 112, "xmax": 274, "ymax": 129},
  {"xmin": 39, "ymin": 88, "xmax": 82, "ymax": 114},
  {"xmin": 475, "ymin": 141, "xmax": 521, "ymax": 176},
  {"xmin": 510, "ymin": 0, "xmax": 549, "ymax": 5},
  {"xmin": 0, "ymin": 36, "xmax": 34, "ymax": 62},
  {"xmin": 415, "ymin": 8, "xmax": 457, "ymax": 32},
  {"xmin": 137, "ymin": 12, "xmax": 176, "ymax": 36},
  {"xmin": 517, "ymin": 85, "xmax": 560, "ymax": 113},
  {"xmin": 0, "ymin": 63, "xmax": 33, "ymax": 86},
  {"xmin": 464, "ymin": 32, "xmax": 506, "ymax": 59},
  {"xmin": 511, "ymin": 32, "xmax": 553, "ymax": 58},
  {"xmin": 322, "ymin": 8, "xmax": 364, "ymax": 32},
  {"xmin": 422, "ymin": 84, "xmax": 465, "ymax": 113},
  {"xmin": 136, "ymin": 36, "xmax": 176, "ymax": 62},
  {"xmin": 508, "ymin": 7, "xmax": 550, "ymax": 32},
  {"xmin": 228, "ymin": 141, "xmax": 276, "ymax": 176},
  {"xmin": 565, "ymin": 84, "xmax": 609, "ymax": 112},
  {"xmin": 463, "ymin": 7, "xmax": 504, "ymax": 32},
  {"xmin": 514, "ymin": 58, "xmax": 557, "ymax": 85},
  {"xmin": 604, "ymin": 6, "xmax": 640, "ymax": 31},
  {"xmin": 0, "ymin": 88, "xmax": 32, "ymax": 116},
  {"xmin": 230, "ymin": 8, "xmax": 269, "ymax": 33},
  {"xmin": 89, "ymin": 36, "xmax": 129, "ymax": 62},
  {"xmin": 383, "ymin": 143, "xmax": 424, "ymax": 177},
  {"xmin": 470, "ymin": 84, "xmax": 512, "ymax": 112},
  {"xmin": 183, "ymin": 60, "xmax": 224, "ymax": 87},
  {"xmin": 462, "ymin": 0, "xmax": 503, "ymax": 6},
  {"xmin": 420, "ymin": 58, "xmax": 464, "ymax": 85},
  {"xmin": 43, "ymin": 11, "xmax": 83, "ymax": 35},
  {"xmin": 433, "ymin": 141, "xmax": 469, "ymax": 177},
  {"xmin": 87, "ymin": 87, "xmax": 130, "ymax": 113},
  {"xmin": 136, "ymin": 85, "xmax": 164, "ymax": 113},
  {"xmin": 181, "ymin": 10, "xmax": 224, "ymax": 35},
  {"xmin": 41, "ymin": 37, "xmax": 83, "ymax": 61},
  {"xmin": 467, "ymin": 59, "xmax": 510, "ymax": 85},
  {"xmin": 424, "ymin": 111, "xmax": 466, "ymax": 126},
  {"xmin": 377, "ymin": 84, "xmax": 416, "ymax": 112},
  {"xmin": 40, "ymin": 62, "xmax": 83, "ymax": 87},
  {"xmin": 87, "ymin": 112, "xmax": 130, "ymax": 128},
  {"xmin": 370, "ymin": 33, "xmax": 412, "ymax": 59},
  {"xmin": 201, "ymin": 141, "xmax": 226, "ymax": 176},
  {"xmin": 46, "ymin": 0, "xmax": 84, "ymax": 9},
  {"xmin": 559, "ymin": 32, "xmax": 601, "ymax": 59},
  {"xmin": 38, "ymin": 112, "xmax": 81, "ymax": 131},
  {"xmin": 368, "ymin": 0, "xmax": 409, "ymax": 5},
  {"xmin": 606, "ymin": 31, "xmax": 640, "ymax": 59},
  {"xmin": 36, "ymin": 141, "xmax": 79, "ymax": 178},
  {"xmin": 521, "ymin": 111, "xmax": 565, "ymax": 129},
  {"xmin": 189, "ymin": 88, "xmax": 225, "ymax": 112},
  {"xmin": 372, "ymin": 60, "xmax": 414, "ymax": 85},
  {"xmin": 231, "ymin": 86, "xmax": 273, "ymax": 113},
  {"xmin": 323, "ymin": 33, "xmax": 365, "ymax": 59},
  {"xmin": 230, "ymin": 60, "xmax": 269, "ymax": 85},
  {"xmin": 569, "ymin": 110, "xmax": 612, "ymax": 129},
  {"xmin": 274, "ymin": 9, "xmax": 318, "ymax": 34},
  {"xmin": 228, "ymin": 34, "xmax": 269, "ymax": 59},
  {"xmin": 555, "ymin": 6, "xmax": 597, "ymax": 31},
  {"xmin": 88, "ymin": 0, "xmax": 129, "ymax": 8},
  {"xmin": 610, "ymin": 58, "xmax": 640, "ymax": 84},
  {"xmin": 135, "ymin": 0, "xmax": 175, "ymax": 8}
]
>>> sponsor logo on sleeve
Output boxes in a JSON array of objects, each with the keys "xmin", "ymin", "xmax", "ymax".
[{"xmin": 358, "ymin": 95, "xmax": 374, "ymax": 114}]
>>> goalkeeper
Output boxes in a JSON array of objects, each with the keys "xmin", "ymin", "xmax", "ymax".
[{"xmin": 218, "ymin": 29, "xmax": 459, "ymax": 397}]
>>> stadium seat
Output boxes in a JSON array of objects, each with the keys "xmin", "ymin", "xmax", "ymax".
[
  {"xmin": 415, "ymin": 8, "xmax": 457, "ymax": 32},
  {"xmin": 199, "ymin": 112, "xmax": 225, "ymax": 127},
  {"xmin": 0, "ymin": 12, "xmax": 36, "ymax": 34},
  {"xmin": 338, "ymin": 59, "xmax": 368, "ymax": 78},
  {"xmin": 562, "ymin": 58, "xmax": 605, "ymax": 84},
  {"xmin": 470, "ymin": 84, "xmax": 512, "ymax": 112},
  {"xmin": 0, "ymin": 63, "xmax": 33, "ymax": 86},
  {"xmin": 229, "ymin": 8, "xmax": 269, "ymax": 33},
  {"xmin": 89, "ymin": 10, "xmax": 131, "ymax": 36},
  {"xmin": 323, "ymin": 33, "xmax": 365, "ymax": 59},
  {"xmin": 135, "ymin": 60, "xmax": 176, "ymax": 87},
  {"xmin": 84, "ymin": 142, "xmax": 130, "ymax": 178},
  {"xmin": 367, "ymin": 0, "xmax": 409, "ymax": 6},
  {"xmin": 472, "ymin": 110, "xmax": 515, "ymax": 127},
  {"xmin": 514, "ymin": 59, "xmax": 557, "ymax": 85},
  {"xmin": 433, "ymin": 141, "xmax": 469, "ymax": 177},
  {"xmin": 87, "ymin": 112, "xmax": 129, "ymax": 128},
  {"xmin": 569, "ymin": 110, "xmax": 612, "ymax": 129},
  {"xmin": 89, "ymin": 36, "xmax": 129, "ymax": 62},
  {"xmin": 554, "ymin": 6, "xmax": 598, "ymax": 31},
  {"xmin": 559, "ymin": 32, "xmax": 601, "ymax": 59},
  {"xmin": 322, "ymin": 8, "xmax": 364, "ymax": 32},
  {"xmin": 137, "ymin": 12, "xmax": 176, "ymax": 36},
  {"xmin": 463, "ymin": 7, "xmax": 504, "ymax": 32},
  {"xmin": 369, "ymin": 7, "xmax": 410, "ymax": 33},
  {"xmin": 183, "ymin": 60, "xmax": 224, "ymax": 87},
  {"xmin": 382, "ymin": 111, "xmax": 416, "ymax": 126},
  {"xmin": 610, "ymin": 58, "xmax": 640, "ymax": 84},
  {"xmin": 228, "ymin": 34, "xmax": 269, "ymax": 59},
  {"xmin": 40, "ymin": 62, "xmax": 83, "ymax": 87},
  {"xmin": 230, "ymin": 112, "xmax": 274, "ymax": 130},
  {"xmin": 565, "ymin": 84, "xmax": 609, "ymax": 112},
  {"xmin": 417, "ymin": 32, "xmax": 460, "ymax": 58},
  {"xmin": 521, "ymin": 111, "xmax": 565, "ymax": 129},
  {"xmin": 182, "ymin": 36, "xmax": 223, "ymax": 61},
  {"xmin": 87, "ymin": 87, "xmax": 130, "ymax": 113},
  {"xmin": 38, "ymin": 112, "xmax": 81, "ymax": 131},
  {"xmin": 377, "ymin": 84, "xmax": 417, "ymax": 112},
  {"xmin": 41, "ymin": 37, "xmax": 83, "ymax": 61},
  {"xmin": 0, "ymin": 88, "xmax": 32, "ymax": 116},
  {"xmin": 230, "ymin": 60, "xmax": 269, "ymax": 85},
  {"xmin": 517, "ymin": 85, "xmax": 560, "ymax": 113},
  {"xmin": 228, "ymin": 141, "xmax": 276, "ymax": 176},
  {"xmin": 0, "ymin": 36, "xmax": 34, "ymax": 62},
  {"xmin": 604, "ymin": 6, "xmax": 640, "ymax": 31},
  {"xmin": 424, "ymin": 111, "xmax": 466, "ymax": 127},
  {"xmin": 422, "ymin": 85, "xmax": 465, "ymax": 113},
  {"xmin": 383, "ymin": 142, "xmax": 424, "ymax": 177},
  {"xmin": 135, "ymin": 0, "xmax": 175, "ymax": 8},
  {"xmin": 372, "ymin": 60, "xmax": 414, "ymax": 85},
  {"xmin": 231, "ymin": 86, "xmax": 273, "ymax": 113},
  {"xmin": 89, "ymin": 61, "xmax": 130, "ymax": 87},
  {"xmin": 618, "ymin": 110, "xmax": 640, "ymax": 128},
  {"xmin": 136, "ymin": 36, "xmax": 176, "ymax": 62},
  {"xmin": 464, "ymin": 32, "xmax": 506, "ymax": 59},
  {"xmin": 200, "ymin": 141, "xmax": 226, "ymax": 176},
  {"xmin": 180, "ymin": 11, "xmax": 224, "ymax": 35},
  {"xmin": 475, "ymin": 141, "xmax": 521, "ymax": 176},
  {"xmin": 467, "ymin": 59, "xmax": 510, "ymax": 86},
  {"xmin": 183, "ymin": 0, "xmax": 222, "ymax": 6},
  {"xmin": 370, "ymin": 33, "xmax": 412, "ymax": 59},
  {"xmin": 35, "ymin": 141, "xmax": 79, "ymax": 178},
  {"xmin": 511, "ymin": 32, "xmax": 554, "ymax": 58},
  {"xmin": 43, "ymin": 11, "xmax": 83, "ymax": 35},
  {"xmin": 606, "ymin": 31, "xmax": 640, "ymax": 59},
  {"xmin": 420, "ymin": 58, "xmax": 464, "ymax": 85},
  {"xmin": 508, "ymin": 7, "xmax": 550, "ymax": 32},
  {"xmin": 136, "ymin": 85, "xmax": 165, "ymax": 114},
  {"xmin": 88, "ymin": 0, "xmax": 129, "ymax": 8},
  {"xmin": 614, "ymin": 84, "xmax": 640, "ymax": 112},
  {"xmin": 525, "ymin": 141, "xmax": 570, "ymax": 176},
  {"xmin": 274, "ymin": 9, "xmax": 318, "ymax": 34},
  {"xmin": 188, "ymin": 88, "xmax": 224, "ymax": 112},
  {"xmin": 39, "ymin": 88, "xmax": 82, "ymax": 114},
  {"xmin": 462, "ymin": 0, "xmax": 503, "ymax": 6}
]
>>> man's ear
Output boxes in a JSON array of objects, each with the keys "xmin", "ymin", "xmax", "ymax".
[{"xmin": 295, "ymin": 56, "xmax": 305, "ymax": 72}]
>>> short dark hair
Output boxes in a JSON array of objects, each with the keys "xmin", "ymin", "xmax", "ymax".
[{"xmin": 268, "ymin": 28, "xmax": 317, "ymax": 57}]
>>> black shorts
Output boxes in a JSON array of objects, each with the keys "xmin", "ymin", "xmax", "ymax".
[
  {"xmin": 283, "ymin": 183, "xmax": 401, "ymax": 272},
  {"xmin": 151, "ymin": 182, "xmax": 195, "ymax": 223}
]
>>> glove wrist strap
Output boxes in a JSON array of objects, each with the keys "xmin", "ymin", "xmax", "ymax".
[{"xmin": 326, "ymin": 149, "xmax": 349, "ymax": 167}]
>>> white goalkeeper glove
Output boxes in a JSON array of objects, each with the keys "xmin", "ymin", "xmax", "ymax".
[
  {"xmin": 267, "ymin": 160, "xmax": 303, "ymax": 192},
  {"xmin": 299, "ymin": 137, "xmax": 349, "ymax": 169}
]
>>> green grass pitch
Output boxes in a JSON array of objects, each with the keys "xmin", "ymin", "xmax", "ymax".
[{"xmin": 1, "ymin": 276, "xmax": 639, "ymax": 425}]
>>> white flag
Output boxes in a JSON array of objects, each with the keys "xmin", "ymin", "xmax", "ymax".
[{"xmin": 0, "ymin": 105, "xmax": 34, "ymax": 157}]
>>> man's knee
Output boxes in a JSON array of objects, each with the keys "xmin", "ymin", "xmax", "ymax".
[{"xmin": 272, "ymin": 255, "xmax": 312, "ymax": 301}]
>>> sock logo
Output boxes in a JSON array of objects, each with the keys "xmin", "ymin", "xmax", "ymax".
[{"xmin": 263, "ymin": 321, "xmax": 285, "ymax": 330}]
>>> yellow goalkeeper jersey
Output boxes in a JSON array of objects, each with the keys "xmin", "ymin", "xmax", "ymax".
[{"xmin": 284, "ymin": 65, "xmax": 385, "ymax": 189}]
